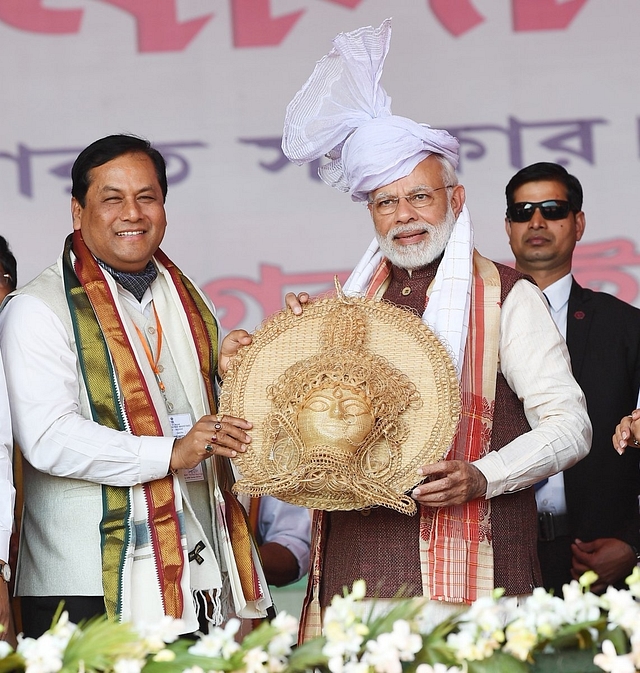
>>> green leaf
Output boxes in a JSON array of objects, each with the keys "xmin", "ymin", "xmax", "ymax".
[
  {"xmin": 530, "ymin": 649, "xmax": 601, "ymax": 673},
  {"xmin": 0, "ymin": 652, "xmax": 25, "ymax": 673},
  {"xmin": 603, "ymin": 625, "xmax": 629, "ymax": 655},
  {"xmin": 532, "ymin": 616, "xmax": 606, "ymax": 654},
  {"xmin": 364, "ymin": 598, "xmax": 428, "ymax": 640},
  {"xmin": 142, "ymin": 640, "xmax": 232, "ymax": 673},
  {"xmin": 404, "ymin": 640, "xmax": 458, "ymax": 670},
  {"xmin": 285, "ymin": 637, "xmax": 329, "ymax": 673},
  {"xmin": 466, "ymin": 651, "xmax": 529, "ymax": 673},
  {"xmin": 240, "ymin": 622, "xmax": 280, "ymax": 651},
  {"xmin": 60, "ymin": 617, "xmax": 140, "ymax": 673}
]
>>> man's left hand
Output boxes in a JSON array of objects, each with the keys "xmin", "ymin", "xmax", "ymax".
[
  {"xmin": 219, "ymin": 329, "xmax": 252, "ymax": 377},
  {"xmin": 411, "ymin": 460, "xmax": 487, "ymax": 507},
  {"xmin": 570, "ymin": 537, "xmax": 636, "ymax": 593}
]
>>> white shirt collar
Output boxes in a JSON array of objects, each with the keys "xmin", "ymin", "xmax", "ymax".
[{"xmin": 542, "ymin": 273, "xmax": 572, "ymax": 313}]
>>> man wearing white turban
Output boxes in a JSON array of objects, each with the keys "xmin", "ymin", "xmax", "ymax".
[{"xmin": 282, "ymin": 20, "xmax": 591, "ymax": 638}]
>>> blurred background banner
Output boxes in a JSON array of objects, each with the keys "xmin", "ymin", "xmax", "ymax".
[{"xmin": 2, "ymin": 0, "xmax": 639, "ymax": 332}]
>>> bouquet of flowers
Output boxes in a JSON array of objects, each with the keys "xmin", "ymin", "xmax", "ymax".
[{"xmin": 3, "ymin": 569, "xmax": 640, "ymax": 673}]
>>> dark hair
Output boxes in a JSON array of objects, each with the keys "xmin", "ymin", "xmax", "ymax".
[
  {"xmin": 0, "ymin": 236, "xmax": 17, "ymax": 290},
  {"xmin": 505, "ymin": 162, "xmax": 583, "ymax": 213},
  {"xmin": 71, "ymin": 134, "xmax": 168, "ymax": 207}
]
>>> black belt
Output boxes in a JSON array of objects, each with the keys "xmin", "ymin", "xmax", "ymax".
[{"xmin": 538, "ymin": 512, "xmax": 570, "ymax": 541}]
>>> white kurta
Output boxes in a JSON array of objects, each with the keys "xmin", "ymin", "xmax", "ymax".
[{"xmin": 0, "ymin": 256, "xmax": 271, "ymax": 629}]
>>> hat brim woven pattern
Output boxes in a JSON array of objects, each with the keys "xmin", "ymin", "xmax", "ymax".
[{"xmin": 220, "ymin": 293, "xmax": 460, "ymax": 515}]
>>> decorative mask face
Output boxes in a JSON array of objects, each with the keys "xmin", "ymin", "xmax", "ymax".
[{"xmin": 297, "ymin": 385, "xmax": 375, "ymax": 453}]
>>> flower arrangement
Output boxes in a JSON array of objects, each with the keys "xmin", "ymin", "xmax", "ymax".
[{"xmin": 3, "ymin": 569, "xmax": 640, "ymax": 673}]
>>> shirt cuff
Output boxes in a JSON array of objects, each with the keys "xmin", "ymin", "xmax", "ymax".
[
  {"xmin": 0, "ymin": 530, "xmax": 10, "ymax": 564},
  {"xmin": 473, "ymin": 452, "xmax": 509, "ymax": 499},
  {"xmin": 139, "ymin": 436, "xmax": 175, "ymax": 482}
]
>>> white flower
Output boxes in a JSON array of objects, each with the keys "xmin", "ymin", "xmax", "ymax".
[
  {"xmin": 560, "ymin": 581, "xmax": 603, "ymax": 624},
  {"xmin": 181, "ymin": 667, "xmax": 205, "ymax": 673},
  {"xmin": 113, "ymin": 657, "xmax": 146, "ymax": 673},
  {"xmin": 17, "ymin": 634, "xmax": 65, "ymax": 673},
  {"xmin": 0, "ymin": 641, "xmax": 13, "ymax": 658},
  {"xmin": 387, "ymin": 620, "xmax": 422, "ymax": 660},
  {"xmin": 363, "ymin": 636, "xmax": 395, "ymax": 671},
  {"xmin": 267, "ymin": 631, "xmax": 295, "ymax": 659},
  {"xmin": 188, "ymin": 619, "xmax": 241, "ymax": 659},
  {"xmin": 447, "ymin": 627, "xmax": 501, "ymax": 662},
  {"xmin": 324, "ymin": 581, "xmax": 370, "ymax": 631},
  {"xmin": 48, "ymin": 611, "xmax": 77, "ymax": 647},
  {"xmin": 322, "ymin": 586, "xmax": 370, "ymax": 673},
  {"xmin": 271, "ymin": 611, "xmax": 298, "ymax": 636},
  {"xmin": 579, "ymin": 571, "xmax": 599, "ymax": 591},
  {"xmin": 629, "ymin": 631, "xmax": 640, "ymax": 666},
  {"xmin": 515, "ymin": 587, "xmax": 569, "ymax": 639},
  {"xmin": 267, "ymin": 611, "xmax": 297, "ymax": 659},
  {"xmin": 243, "ymin": 646, "xmax": 269, "ymax": 673},
  {"xmin": 626, "ymin": 566, "xmax": 640, "ymax": 599},
  {"xmin": 323, "ymin": 622, "xmax": 368, "ymax": 673},
  {"xmin": 341, "ymin": 662, "xmax": 370, "ymax": 673},
  {"xmin": 362, "ymin": 643, "xmax": 402, "ymax": 673},
  {"xmin": 266, "ymin": 654, "xmax": 287, "ymax": 673},
  {"xmin": 416, "ymin": 664, "xmax": 463, "ymax": 673},
  {"xmin": 601, "ymin": 587, "xmax": 640, "ymax": 634},
  {"xmin": 152, "ymin": 649, "xmax": 175, "ymax": 662},
  {"xmin": 446, "ymin": 595, "xmax": 509, "ymax": 662},
  {"xmin": 135, "ymin": 616, "xmax": 185, "ymax": 651},
  {"xmin": 362, "ymin": 620, "xmax": 422, "ymax": 673},
  {"xmin": 351, "ymin": 580, "xmax": 367, "ymax": 600},
  {"xmin": 593, "ymin": 639, "xmax": 636, "ymax": 673},
  {"xmin": 503, "ymin": 618, "xmax": 538, "ymax": 661}
]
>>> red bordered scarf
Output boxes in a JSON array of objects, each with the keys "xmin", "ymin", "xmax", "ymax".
[
  {"xmin": 299, "ymin": 250, "xmax": 501, "ymax": 641},
  {"xmin": 62, "ymin": 231, "xmax": 264, "ymax": 622}
]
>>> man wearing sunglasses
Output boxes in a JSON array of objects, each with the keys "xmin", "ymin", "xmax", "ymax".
[{"xmin": 505, "ymin": 162, "xmax": 640, "ymax": 595}]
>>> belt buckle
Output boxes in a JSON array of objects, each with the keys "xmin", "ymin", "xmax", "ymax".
[{"xmin": 538, "ymin": 511, "xmax": 556, "ymax": 541}]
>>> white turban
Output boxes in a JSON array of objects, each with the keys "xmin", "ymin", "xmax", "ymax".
[{"xmin": 282, "ymin": 18, "xmax": 460, "ymax": 202}]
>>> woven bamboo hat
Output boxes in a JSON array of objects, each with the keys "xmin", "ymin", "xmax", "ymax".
[{"xmin": 220, "ymin": 288, "xmax": 460, "ymax": 515}]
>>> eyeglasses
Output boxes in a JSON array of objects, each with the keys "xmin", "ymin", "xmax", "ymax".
[
  {"xmin": 506, "ymin": 200, "xmax": 572, "ymax": 222},
  {"xmin": 370, "ymin": 186, "xmax": 453, "ymax": 215}
]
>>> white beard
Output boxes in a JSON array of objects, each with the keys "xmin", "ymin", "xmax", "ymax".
[{"xmin": 375, "ymin": 203, "xmax": 457, "ymax": 270}]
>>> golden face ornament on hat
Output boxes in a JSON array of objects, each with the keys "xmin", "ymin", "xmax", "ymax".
[{"xmin": 219, "ymin": 282, "xmax": 461, "ymax": 515}]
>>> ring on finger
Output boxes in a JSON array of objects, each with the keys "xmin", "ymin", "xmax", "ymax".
[
  {"xmin": 204, "ymin": 443, "xmax": 214, "ymax": 453},
  {"xmin": 633, "ymin": 439, "xmax": 640, "ymax": 447},
  {"xmin": 214, "ymin": 422, "xmax": 222, "ymax": 431}
]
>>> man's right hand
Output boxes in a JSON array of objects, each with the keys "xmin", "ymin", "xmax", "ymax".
[
  {"xmin": 170, "ymin": 414, "xmax": 252, "ymax": 471},
  {"xmin": 284, "ymin": 292, "xmax": 310, "ymax": 315}
]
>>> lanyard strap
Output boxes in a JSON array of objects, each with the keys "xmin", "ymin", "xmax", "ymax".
[{"xmin": 133, "ymin": 302, "xmax": 165, "ymax": 394}]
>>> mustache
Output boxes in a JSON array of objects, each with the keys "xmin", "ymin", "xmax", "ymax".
[{"xmin": 386, "ymin": 222, "xmax": 435, "ymax": 239}]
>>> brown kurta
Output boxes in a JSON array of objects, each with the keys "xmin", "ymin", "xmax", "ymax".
[{"xmin": 319, "ymin": 259, "xmax": 540, "ymax": 606}]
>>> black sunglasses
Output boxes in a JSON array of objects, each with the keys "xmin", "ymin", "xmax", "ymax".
[{"xmin": 507, "ymin": 200, "xmax": 572, "ymax": 222}]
